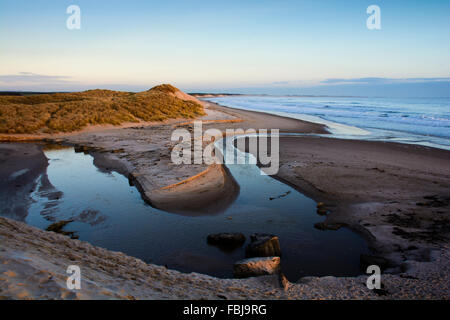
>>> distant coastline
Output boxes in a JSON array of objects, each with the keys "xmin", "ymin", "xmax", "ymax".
[{"xmin": 205, "ymin": 95, "xmax": 450, "ymax": 150}]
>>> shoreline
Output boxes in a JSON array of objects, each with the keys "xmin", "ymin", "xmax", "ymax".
[
  {"xmin": 202, "ymin": 98, "xmax": 450, "ymax": 152},
  {"xmin": 0, "ymin": 100, "xmax": 449, "ymax": 299}
]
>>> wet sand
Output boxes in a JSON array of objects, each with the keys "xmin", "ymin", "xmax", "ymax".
[{"xmin": 0, "ymin": 143, "xmax": 48, "ymax": 221}]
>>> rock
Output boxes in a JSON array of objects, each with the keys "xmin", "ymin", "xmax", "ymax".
[
  {"xmin": 316, "ymin": 202, "xmax": 328, "ymax": 215},
  {"xmin": 74, "ymin": 145, "xmax": 89, "ymax": 153},
  {"xmin": 233, "ymin": 257, "xmax": 281, "ymax": 278},
  {"xmin": 314, "ymin": 222, "xmax": 327, "ymax": 230},
  {"xmin": 45, "ymin": 220, "xmax": 78, "ymax": 239},
  {"xmin": 314, "ymin": 222, "xmax": 344, "ymax": 231},
  {"xmin": 279, "ymin": 273, "xmax": 290, "ymax": 291},
  {"xmin": 46, "ymin": 220, "xmax": 74, "ymax": 233},
  {"xmin": 360, "ymin": 254, "xmax": 389, "ymax": 271},
  {"xmin": 326, "ymin": 223, "xmax": 343, "ymax": 230},
  {"xmin": 245, "ymin": 234, "xmax": 281, "ymax": 258},
  {"xmin": 207, "ymin": 233, "xmax": 246, "ymax": 251}
]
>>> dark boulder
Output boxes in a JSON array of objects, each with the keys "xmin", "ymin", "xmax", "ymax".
[
  {"xmin": 207, "ymin": 233, "xmax": 246, "ymax": 251},
  {"xmin": 314, "ymin": 222, "xmax": 344, "ymax": 231},
  {"xmin": 245, "ymin": 233, "xmax": 281, "ymax": 258}
]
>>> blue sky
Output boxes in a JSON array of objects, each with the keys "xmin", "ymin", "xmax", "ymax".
[{"xmin": 0, "ymin": 0, "xmax": 449, "ymax": 96}]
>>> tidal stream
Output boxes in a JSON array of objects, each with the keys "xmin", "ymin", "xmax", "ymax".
[{"xmin": 11, "ymin": 140, "xmax": 370, "ymax": 280}]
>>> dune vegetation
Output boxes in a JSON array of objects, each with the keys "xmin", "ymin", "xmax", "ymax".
[{"xmin": 0, "ymin": 84, "xmax": 204, "ymax": 134}]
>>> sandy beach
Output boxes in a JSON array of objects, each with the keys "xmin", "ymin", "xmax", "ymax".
[{"xmin": 0, "ymin": 99, "xmax": 449, "ymax": 299}]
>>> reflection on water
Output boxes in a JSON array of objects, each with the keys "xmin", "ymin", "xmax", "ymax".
[{"xmin": 22, "ymin": 145, "xmax": 369, "ymax": 280}]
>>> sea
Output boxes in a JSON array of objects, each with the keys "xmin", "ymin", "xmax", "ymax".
[{"xmin": 205, "ymin": 95, "xmax": 450, "ymax": 150}]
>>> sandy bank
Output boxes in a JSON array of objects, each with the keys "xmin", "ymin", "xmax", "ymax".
[
  {"xmin": 0, "ymin": 143, "xmax": 48, "ymax": 221},
  {"xmin": 141, "ymin": 164, "xmax": 240, "ymax": 216},
  {"xmin": 0, "ymin": 216, "xmax": 286, "ymax": 300},
  {"xmin": 1, "ymin": 216, "xmax": 448, "ymax": 299}
]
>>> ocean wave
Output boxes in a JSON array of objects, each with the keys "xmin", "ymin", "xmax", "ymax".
[{"xmin": 208, "ymin": 96, "xmax": 450, "ymax": 145}]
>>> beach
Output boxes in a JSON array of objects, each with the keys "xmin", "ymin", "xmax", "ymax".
[
  {"xmin": 240, "ymin": 134, "xmax": 450, "ymax": 260},
  {"xmin": 0, "ymin": 99, "xmax": 449, "ymax": 299}
]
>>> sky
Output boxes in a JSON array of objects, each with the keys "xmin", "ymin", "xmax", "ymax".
[{"xmin": 0, "ymin": 0, "xmax": 449, "ymax": 97}]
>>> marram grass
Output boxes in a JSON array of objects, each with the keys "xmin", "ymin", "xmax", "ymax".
[{"xmin": 0, "ymin": 85, "xmax": 204, "ymax": 134}]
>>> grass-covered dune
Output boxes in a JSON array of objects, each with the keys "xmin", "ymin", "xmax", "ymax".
[{"xmin": 0, "ymin": 84, "xmax": 204, "ymax": 134}]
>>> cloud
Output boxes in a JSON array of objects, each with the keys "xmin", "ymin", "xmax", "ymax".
[
  {"xmin": 321, "ymin": 77, "xmax": 450, "ymax": 85},
  {"xmin": 0, "ymin": 72, "xmax": 72, "ymax": 84}
]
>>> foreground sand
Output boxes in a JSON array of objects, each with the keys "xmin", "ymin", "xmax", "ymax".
[
  {"xmin": 1, "ymin": 216, "xmax": 448, "ymax": 299},
  {"xmin": 0, "ymin": 101, "xmax": 449, "ymax": 299}
]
